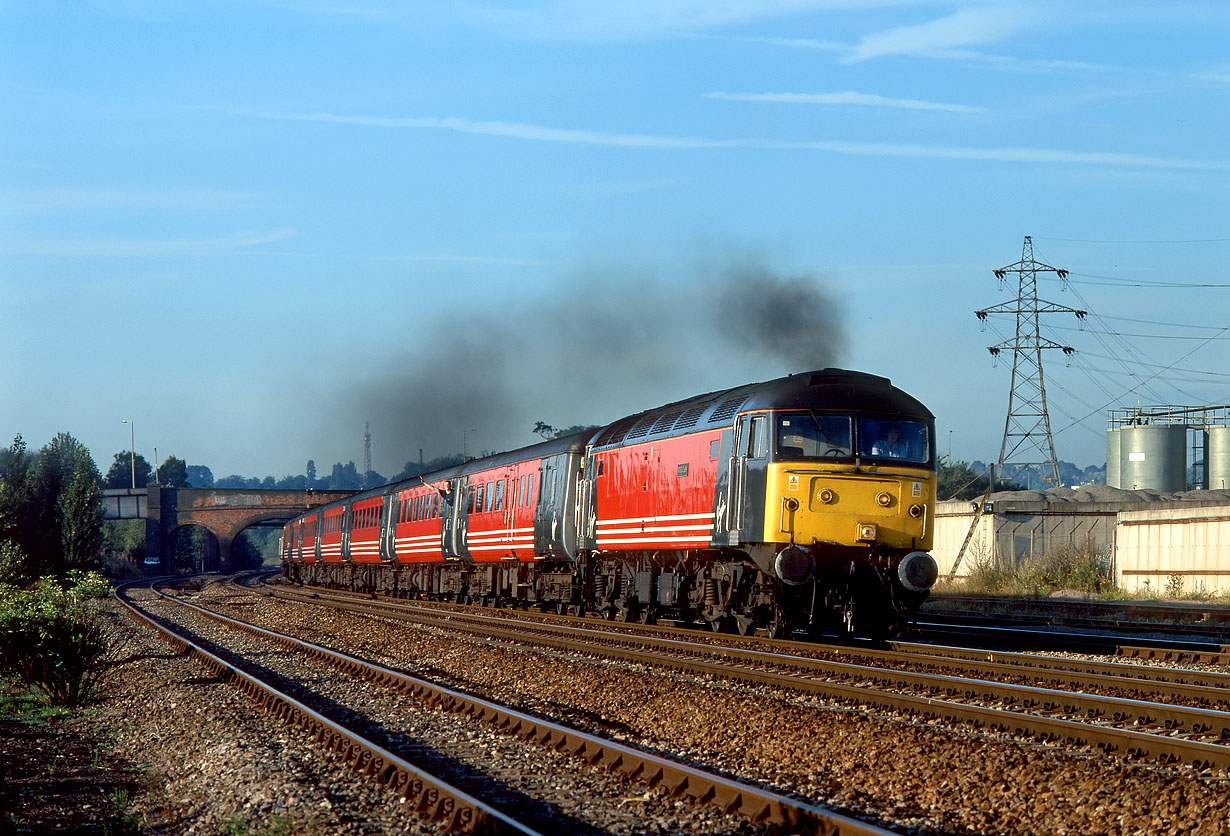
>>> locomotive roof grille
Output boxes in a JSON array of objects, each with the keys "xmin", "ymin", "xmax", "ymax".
[
  {"xmin": 650, "ymin": 408, "xmax": 686, "ymax": 434},
  {"xmin": 595, "ymin": 415, "xmax": 640, "ymax": 447},
  {"xmin": 707, "ymin": 394, "xmax": 750, "ymax": 423},
  {"xmin": 672, "ymin": 404, "xmax": 709, "ymax": 429},
  {"xmin": 624, "ymin": 412, "xmax": 660, "ymax": 440}
]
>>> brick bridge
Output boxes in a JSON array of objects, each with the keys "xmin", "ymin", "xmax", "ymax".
[{"xmin": 142, "ymin": 487, "xmax": 352, "ymax": 571}]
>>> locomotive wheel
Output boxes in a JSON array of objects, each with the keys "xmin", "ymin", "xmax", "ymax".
[
  {"xmin": 638, "ymin": 606, "xmax": 657, "ymax": 625},
  {"xmin": 734, "ymin": 614, "xmax": 756, "ymax": 636}
]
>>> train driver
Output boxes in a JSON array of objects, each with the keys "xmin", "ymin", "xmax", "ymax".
[{"xmin": 872, "ymin": 426, "xmax": 907, "ymax": 458}]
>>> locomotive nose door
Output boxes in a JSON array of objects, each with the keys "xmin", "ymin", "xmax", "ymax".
[{"xmin": 728, "ymin": 413, "xmax": 768, "ymax": 541}]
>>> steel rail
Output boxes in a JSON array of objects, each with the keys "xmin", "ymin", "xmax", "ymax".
[
  {"xmin": 915, "ymin": 620, "xmax": 1230, "ymax": 665},
  {"xmin": 158, "ymin": 581, "xmax": 896, "ymax": 836},
  {"xmin": 114, "ymin": 581, "xmax": 545, "ymax": 836},
  {"xmin": 267, "ymin": 584, "xmax": 1230, "ymax": 770},
  {"xmin": 887, "ymin": 640, "xmax": 1230, "ymax": 692}
]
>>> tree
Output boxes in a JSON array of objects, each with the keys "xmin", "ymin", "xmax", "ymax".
[
  {"xmin": 185, "ymin": 464, "xmax": 214, "ymax": 488},
  {"xmin": 157, "ymin": 455, "xmax": 190, "ymax": 487},
  {"xmin": 58, "ymin": 447, "xmax": 104, "ymax": 570},
  {"xmin": 0, "ymin": 435, "xmax": 35, "ymax": 580},
  {"xmin": 306, "ymin": 460, "xmax": 317, "ymax": 484},
  {"xmin": 0, "ymin": 433, "xmax": 105, "ymax": 580},
  {"xmin": 276, "ymin": 474, "xmax": 308, "ymax": 490},
  {"xmin": 938, "ymin": 459, "xmax": 1024, "ymax": 501},
  {"xmin": 391, "ymin": 453, "xmax": 465, "ymax": 483},
  {"xmin": 533, "ymin": 421, "xmax": 557, "ymax": 439},
  {"xmin": 328, "ymin": 461, "xmax": 361, "ymax": 490},
  {"xmin": 104, "ymin": 451, "xmax": 152, "ymax": 489}
]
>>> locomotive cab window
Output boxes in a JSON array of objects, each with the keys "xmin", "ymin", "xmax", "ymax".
[
  {"xmin": 858, "ymin": 417, "xmax": 931, "ymax": 464},
  {"xmin": 775, "ymin": 412, "xmax": 852, "ymax": 459},
  {"xmin": 746, "ymin": 416, "xmax": 767, "ymax": 459}
]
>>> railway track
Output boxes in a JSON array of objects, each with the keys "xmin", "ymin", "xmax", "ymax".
[
  {"xmin": 913, "ymin": 620, "xmax": 1230, "ymax": 666},
  {"xmin": 263, "ymin": 578, "xmax": 1230, "ymax": 772},
  {"xmin": 116, "ymin": 577, "xmax": 893, "ymax": 836}
]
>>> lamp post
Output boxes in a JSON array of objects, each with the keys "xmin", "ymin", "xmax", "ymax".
[
  {"xmin": 463, "ymin": 427, "xmax": 477, "ymax": 461},
  {"xmin": 121, "ymin": 419, "xmax": 135, "ymax": 490}
]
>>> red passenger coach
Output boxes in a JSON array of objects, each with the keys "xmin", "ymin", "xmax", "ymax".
[
  {"xmin": 304, "ymin": 514, "xmax": 320, "ymax": 564},
  {"xmin": 463, "ymin": 460, "xmax": 538, "ymax": 562},
  {"xmin": 350, "ymin": 497, "xmax": 382, "ymax": 564},
  {"xmin": 318, "ymin": 506, "xmax": 345, "ymax": 563},
  {"xmin": 391, "ymin": 483, "xmax": 446, "ymax": 563}
]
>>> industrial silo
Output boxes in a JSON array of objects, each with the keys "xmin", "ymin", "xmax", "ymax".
[
  {"xmin": 1116, "ymin": 424, "xmax": 1187, "ymax": 491},
  {"xmin": 1106, "ymin": 428, "xmax": 1121, "ymax": 488},
  {"xmin": 1205, "ymin": 425, "xmax": 1230, "ymax": 490}
]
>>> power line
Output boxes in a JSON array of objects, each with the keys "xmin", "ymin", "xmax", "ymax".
[{"xmin": 1034, "ymin": 236, "xmax": 1230, "ymax": 244}]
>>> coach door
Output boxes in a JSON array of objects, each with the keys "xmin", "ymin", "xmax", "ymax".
[
  {"xmin": 500, "ymin": 466, "xmax": 518, "ymax": 551},
  {"xmin": 441, "ymin": 476, "xmax": 469, "ymax": 559},
  {"xmin": 534, "ymin": 453, "xmax": 579, "ymax": 560}
]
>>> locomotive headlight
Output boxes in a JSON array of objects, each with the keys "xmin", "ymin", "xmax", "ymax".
[
  {"xmin": 817, "ymin": 488, "xmax": 835, "ymax": 504},
  {"xmin": 857, "ymin": 523, "xmax": 877, "ymax": 541},
  {"xmin": 875, "ymin": 492, "xmax": 892, "ymax": 507}
]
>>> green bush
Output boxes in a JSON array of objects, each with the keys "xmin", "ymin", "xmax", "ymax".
[{"xmin": 0, "ymin": 571, "xmax": 113, "ymax": 706}]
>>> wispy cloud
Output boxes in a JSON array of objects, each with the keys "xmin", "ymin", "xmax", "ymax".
[
  {"xmin": 847, "ymin": 5, "xmax": 1031, "ymax": 61},
  {"xmin": 4, "ymin": 187, "xmax": 268, "ymax": 214},
  {"xmin": 458, "ymin": 0, "xmax": 882, "ymax": 39},
  {"xmin": 2, "ymin": 228, "xmax": 298, "ymax": 257},
  {"xmin": 256, "ymin": 110, "xmax": 1230, "ymax": 172},
  {"xmin": 396, "ymin": 253, "xmax": 552, "ymax": 267},
  {"xmin": 706, "ymin": 90, "xmax": 985, "ymax": 113}
]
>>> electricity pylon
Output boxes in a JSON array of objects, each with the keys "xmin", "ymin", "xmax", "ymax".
[
  {"xmin": 362, "ymin": 421, "xmax": 372, "ymax": 489},
  {"xmin": 976, "ymin": 236, "xmax": 1086, "ymax": 489}
]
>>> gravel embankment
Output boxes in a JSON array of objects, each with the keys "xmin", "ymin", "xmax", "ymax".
[
  {"xmin": 126, "ymin": 587, "xmax": 763, "ymax": 836},
  {"xmin": 97, "ymin": 582, "xmax": 1230, "ymax": 835}
]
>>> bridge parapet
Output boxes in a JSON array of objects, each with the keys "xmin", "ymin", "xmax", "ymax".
[{"xmin": 102, "ymin": 488, "xmax": 148, "ymax": 520}]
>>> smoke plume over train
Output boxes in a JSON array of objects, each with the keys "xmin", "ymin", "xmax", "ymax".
[{"xmin": 323, "ymin": 258, "xmax": 848, "ymax": 475}]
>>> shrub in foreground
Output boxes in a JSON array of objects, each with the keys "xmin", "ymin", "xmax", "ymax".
[{"xmin": 0, "ymin": 570, "xmax": 113, "ymax": 706}]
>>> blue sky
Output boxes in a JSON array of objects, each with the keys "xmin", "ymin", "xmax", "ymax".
[{"xmin": 3, "ymin": 1, "xmax": 1229, "ymax": 481}]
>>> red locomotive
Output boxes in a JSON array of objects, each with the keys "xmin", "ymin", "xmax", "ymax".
[{"xmin": 282, "ymin": 368, "xmax": 938, "ymax": 637}]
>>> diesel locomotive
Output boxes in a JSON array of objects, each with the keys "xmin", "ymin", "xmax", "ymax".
[{"xmin": 281, "ymin": 368, "xmax": 939, "ymax": 637}]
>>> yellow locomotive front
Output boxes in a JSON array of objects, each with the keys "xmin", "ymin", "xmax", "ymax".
[{"xmin": 748, "ymin": 409, "xmax": 939, "ymax": 635}]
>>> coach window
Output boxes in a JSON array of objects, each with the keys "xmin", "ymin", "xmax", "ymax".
[{"xmin": 494, "ymin": 479, "xmax": 505, "ymax": 511}]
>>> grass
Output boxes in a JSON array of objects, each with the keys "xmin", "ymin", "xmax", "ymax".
[{"xmin": 1, "ymin": 675, "xmax": 146, "ymax": 835}]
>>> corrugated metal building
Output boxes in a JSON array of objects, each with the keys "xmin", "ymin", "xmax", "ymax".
[{"xmin": 934, "ymin": 488, "xmax": 1230, "ymax": 595}]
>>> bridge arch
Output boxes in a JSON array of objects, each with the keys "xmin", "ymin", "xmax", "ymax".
[{"xmin": 146, "ymin": 487, "xmax": 353, "ymax": 572}]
